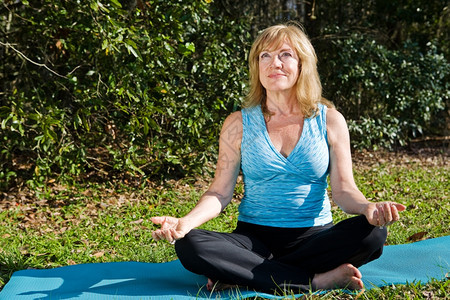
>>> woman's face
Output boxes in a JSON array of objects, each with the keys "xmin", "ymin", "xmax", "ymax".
[{"xmin": 258, "ymin": 41, "xmax": 300, "ymax": 94}]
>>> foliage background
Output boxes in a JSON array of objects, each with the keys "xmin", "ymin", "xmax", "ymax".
[{"xmin": 0, "ymin": 0, "xmax": 448, "ymax": 189}]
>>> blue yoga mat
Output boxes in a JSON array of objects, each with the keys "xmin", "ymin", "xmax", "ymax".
[{"xmin": 1, "ymin": 236, "xmax": 449, "ymax": 300}]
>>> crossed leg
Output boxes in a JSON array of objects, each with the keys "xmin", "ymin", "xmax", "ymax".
[{"xmin": 175, "ymin": 216, "xmax": 386, "ymax": 293}]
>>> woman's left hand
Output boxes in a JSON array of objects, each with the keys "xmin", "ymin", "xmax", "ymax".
[{"xmin": 364, "ymin": 202, "xmax": 406, "ymax": 227}]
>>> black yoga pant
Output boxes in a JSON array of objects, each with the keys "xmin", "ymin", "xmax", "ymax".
[{"xmin": 175, "ymin": 215, "xmax": 387, "ymax": 292}]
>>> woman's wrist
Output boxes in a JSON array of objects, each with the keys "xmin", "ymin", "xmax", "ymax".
[{"xmin": 359, "ymin": 202, "xmax": 372, "ymax": 218}]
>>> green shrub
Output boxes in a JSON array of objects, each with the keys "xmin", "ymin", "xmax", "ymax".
[
  {"xmin": 1, "ymin": 1, "xmax": 448, "ymax": 189},
  {"xmin": 0, "ymin": 0, "xmax": 249, "ymax": 189},
  {"xmin": 320, "ymin": 32, "xmax": 449, "ymax": 149}
]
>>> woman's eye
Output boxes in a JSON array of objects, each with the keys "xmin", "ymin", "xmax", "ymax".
[
  {"xmin": 260, "ymin": 53, "xmax": 270, "ymax": 59},
  {"xmin": 281, "ymin": 52, "xmax": 292, "ymax": 57}
]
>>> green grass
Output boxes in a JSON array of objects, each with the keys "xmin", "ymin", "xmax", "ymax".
[{"xmin": 0, "ymin": 154, "xmax": 448, "ymax": 299}]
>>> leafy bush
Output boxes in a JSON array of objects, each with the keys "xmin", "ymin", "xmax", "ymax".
[
  {"xmin": 1, "ymin": 1, "xmax": 448, "ymax": 189},
  {"xmin": 320, "ymin": 32, "xmax": 449, "ymax": 149},
  {"xmin": 0, "ymin": 0, "xmax": 249, "ymax": 189}
]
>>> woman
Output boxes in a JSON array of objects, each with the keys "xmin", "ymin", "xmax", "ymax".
[{"xmin": 151, "ymin": 23, "xmax": 405, "ymax": 293}]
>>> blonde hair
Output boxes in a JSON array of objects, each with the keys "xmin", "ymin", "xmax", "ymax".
[{"xmin": 244, "ymin": 22, "xmax": 333, "ymax": 118}]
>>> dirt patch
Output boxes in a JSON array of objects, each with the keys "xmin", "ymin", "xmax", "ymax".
[{"xmin": 352, "ymin": 139, "xmax": 448, "ymax": 170}]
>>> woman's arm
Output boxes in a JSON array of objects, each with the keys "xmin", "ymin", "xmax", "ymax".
[
  {"xmin": 151, "ymin": 111, "xmax": 243, "ymax": 242},
  {"xmin": 326, "ymin": 108, "xmax": 405, "ymax": 226}
]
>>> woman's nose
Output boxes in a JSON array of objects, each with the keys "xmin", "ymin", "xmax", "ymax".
[{"xmin": 270, "ymin": 55, "xmax": 282, "ymax": 68}]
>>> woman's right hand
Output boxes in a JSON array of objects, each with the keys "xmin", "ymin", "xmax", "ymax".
[{"xmin": 151, "ymin": 216, "xmax": 190, "ymax": 244}]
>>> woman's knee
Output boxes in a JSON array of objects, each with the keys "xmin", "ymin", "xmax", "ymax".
[
  {"xmin": 364, "ymin": 226, "xmax": 387, "ymax": 251},
  {"xmin": 345, "ymin": 222, "xmax": 387, "ymax": 267},
  {"xmin": 346, "ymin": 215, "xmax": 387, "ymax": 245},
  {"xmin": 175, "ymin": 229, "xmax": 216, "ymax": 273},
  {"xmin": 175, "ymin": 230, "xmax": 201, "ymax": 259}
]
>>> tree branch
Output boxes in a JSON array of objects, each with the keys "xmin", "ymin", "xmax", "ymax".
[{"xmin": 0, "ymin": 41, "xmax": 80, "ymax": 79}]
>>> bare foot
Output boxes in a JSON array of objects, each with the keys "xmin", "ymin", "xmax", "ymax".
[
  {"xmin": 312, "ymin": 263, "xmax": 364, "ymax": 290},
  {"xmin": 206, "ymin": 278, "xmax": 239, "ymax": 291}
]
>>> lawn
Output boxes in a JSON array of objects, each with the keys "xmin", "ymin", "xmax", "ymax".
[{"xmin": 0, "ymin": 148, "xmax": 448, "ymax": 299}]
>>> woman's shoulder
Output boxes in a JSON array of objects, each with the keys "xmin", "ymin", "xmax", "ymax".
[
  {"xmin": 326, "ymin": 107, "xmax": 346, "ymax": 125},
  {"xmin": 225, "ymin": 110, "xmax": 243, "ymax": 123},
  {"xmin": 221, "ymin": 111, "xmax": 243, "ymax": 133},
  {"xmin": 326, "ymin": 108, "xmax": 349, "ymax": 147},
  {"xmin": 220, "ymin": 111, "xmax": 243, "ymax": 151}
]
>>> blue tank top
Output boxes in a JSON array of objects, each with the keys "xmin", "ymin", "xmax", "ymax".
[{"xmin": 239, "ymin": 104, "xmax": 333, "ymax": 228}]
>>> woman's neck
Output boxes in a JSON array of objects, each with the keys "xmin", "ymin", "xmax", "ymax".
[{"xmin": 265, "ymin": 91, "xmax": 300, "ymax": 116}]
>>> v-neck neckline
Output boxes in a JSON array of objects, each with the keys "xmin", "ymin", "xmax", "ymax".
[{"xmin": 258, "ymin": 105, "xmax": 305, "ymax": 160}]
